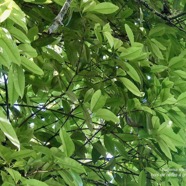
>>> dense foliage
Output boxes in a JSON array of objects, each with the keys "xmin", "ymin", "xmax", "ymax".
[{"xmin": 0, "ymin": 0, "xmax": 186, "ymax": 185}]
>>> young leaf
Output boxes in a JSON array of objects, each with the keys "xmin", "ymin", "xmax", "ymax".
[
  {"xmin": 95, "ymin": 108, "xmax": 119, "ymax": 123},
  {"xmin": 59, "ymin": 128, "xmax": 75, "ymax": 157}
]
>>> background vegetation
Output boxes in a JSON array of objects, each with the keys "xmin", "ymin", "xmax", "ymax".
[{"xmin": 0, "ymin": 0, "xmax": 186, "ymax": 185}]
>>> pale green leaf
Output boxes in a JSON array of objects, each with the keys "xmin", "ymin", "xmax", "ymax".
[
  {"xmin": 9, "ymin": 6, "xmax": 27, "ymax": 32},
  {"xmin": 0, "ymin": 27, "xmax": 21, "ymax": 65},
  {"xmin": 95, "ymin": 108, "xmax": 119, "ymax": 123},
  {"xmin": 0, "ymin": 9, "xmax": 12, "ymax": 23},
  {"xmin": 0, "ymin": 112, "xmax": 20, "ymax": 150}
]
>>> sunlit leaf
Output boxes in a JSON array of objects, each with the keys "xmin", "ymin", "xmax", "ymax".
[
  {"xmin": 85, "ymin": 2, "xmax": 119, "ymax": 14},
  {"xmin": 95, "ymin": 108, "xmax": 119, "ymax": 123},
  {"xmin": 0, "ymin": 112, "xmax": 20, "ymax": 150}
]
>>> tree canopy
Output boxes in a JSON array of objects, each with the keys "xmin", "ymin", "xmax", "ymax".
[{"xmin": 0, "ymin": 0, "xmax": 186, "ymax": 185}]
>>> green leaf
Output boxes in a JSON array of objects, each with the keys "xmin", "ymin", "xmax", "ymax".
[
  {"xmin": 9, "ymin": 26, "xmax": 30, "ymax": 44},
  {"xmin": 151, "ymin": 65, "xmax": 167, "ymax": 73},
  {"xmin": 5, "ymin": 168, "xmax": 21, "ymax": 184},
  {"xmin": 103, "ymin": 31, "xmax": 114, "ymax": 48},
  {"xmin": 82, "ymin": 105, "xmax": 93, "ymax": 131},
  {"xmin": 9, "ymin": 6, "xmax": 27, "ymax": 32},
  {"xmin": 138, "ymin": 170, "xmax": 146, "ymax": 186},
  {"xmin": 120, "ymin": 47, "xmax": 143, "ymax": 61},
  {"xmin": 124, "ymin": 62, "xmax": 141, "ymax": 84},
  {"xmin": 57, "ymin": 157, "xmax": 86, "ymax": 174},
  {"xmin": 150, "ymin": 42, "xmax": 164, "ymax": 59},
  {"xmin": 23, "ymin": 179, "xmax": 48, "ymax": 186},
  {"xmin": 8, "ymin": 68, "xmax": 19, "ymax": 105},
  {"xmin": 0, "ymin": 112, "xmax": 20, "ymax": 150},
  {"xmin": 90, "ymin": 90, "xmax": 107, "ymax": 112},
  {"xmin": 86, "ymin": 2, "xmax": 119, "ymax": 14},
  {"xmin": 95, "ymin": 108, "xmax": 119, "ymax": 123},
  {"xmin": 174, "ymin": 70, "xmax": 186, "ymax": 79},
  {"xmin": 120, "ymin": 77, "xmax": 144, "ymax": 97},
  {"xmin": 158, "ymin": 138, "xmax": 172, "ymax": 160},
  {"xmin": 59, "ymin": 128, "xmax": 75, "ymax": 157},
  {"xmin": 18, "ymin": 44, "xmax": 37, "ymax": 57},
  {"xmin": 12, "ymin": 64, "xmax": 25, "ymax": 98},
  {"xmin": 151, "ymin": 39, "xmax": 166, "ymax": 50},
  {"xmin": 0, "ymin": 27, "xmax": 21, "ymax": 65},
  {"xmin": 58, "ymin": 170, "xmax": 75, "ymax": 186},
  {"xmin": 125, "ymin": 24, "xmax": 134, "ymax": 45},
  {"xmin": 157, "ymin": 122, "xmax": 185, "ymax": 146},
  {"xmin": 159, "ymin": 134, "xmax": 177, "ymax": 152},
  {"xmin": 0, "ymin": 0, "xmax": 12, "ymax": 23},
  {"xmin": 176, "ymin": 92, "xmax": 186, "ymax": 108},
  {"xmin": 21, "ymin": 56, "xmax": 44, "ymax": 75}
]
